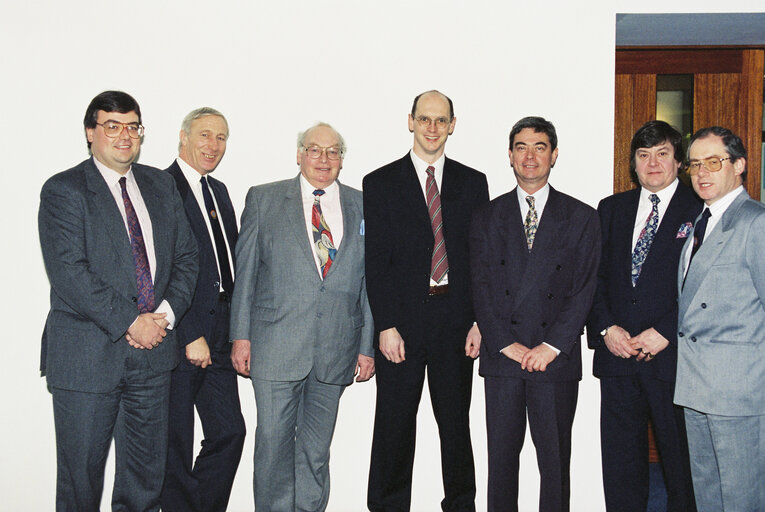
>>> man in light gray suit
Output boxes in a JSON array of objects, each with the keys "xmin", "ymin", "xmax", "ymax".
[
  {"xmin": 38, "ymin": 90, "xmax": 198, "ymax": 510},
  {"xmin": 230, "ymin": 122, "xmax": 375, "ymax": 512},
  {"xmin": 675, "ymin": 126, "xmax": 765, "ymax": 511}
]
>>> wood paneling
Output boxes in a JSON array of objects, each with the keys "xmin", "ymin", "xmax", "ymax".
[
  {"xmin": 614, "ymin": 74, "xmax": 656, "ymax": 193},
  {"xmin": 616, "ymin": 49, "xmax": 743, "ymax": 74}
]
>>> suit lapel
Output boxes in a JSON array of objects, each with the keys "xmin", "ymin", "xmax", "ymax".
[
  {"xmin": 285, "ymin": 176, "xmax": 322, "ymax": 273},
  {"xmin": 322, "ymin": 182, "xmax": 359, "ymax": 280},
  {"xmin": 618, "ymin": 190, "xmax": 641, "ymax": 284},
  {"xmin": 84, "ymin": 161, "xmax": 134, "ymax": 276},
  {"xmin": 171, "ymin": 164, "xmax": 217, "ymax": 260},
  {"xmin": 398, "ymin": 155, "xmax": 432, "ymax": 237},
  {"xmin": 209, "ymin": 177, "xmax": 238, "ymax": 253}
]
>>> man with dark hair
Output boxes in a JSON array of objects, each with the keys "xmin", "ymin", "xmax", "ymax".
[
  {"xmin": 364, "ymin": 90, "xmax": 488, "ymax": 511},
  {"xmin": 471, "ymin": 116, "xmax": 599, "ymax": 512},
  {"xmin": 587, "ymin": 120, "xmax": 699, "ymax": 512},
  {"xmin": 230, "ymin": 122, "xmax": 374, "ymax": 512},
  {"xmin": 161, "ymin": 108, "xmax": 245, "ymax": 512},
  {"xmin": 675, "ymin": 126, "xmax": 765, "ymax": 511},
  {"xmin": 38, "ymin": 90, "xmax": 198, "ymax": 510}
]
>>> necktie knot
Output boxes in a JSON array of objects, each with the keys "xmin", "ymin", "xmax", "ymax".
[
  {"xmin": 649, "ymin": 193, "xmax": 660, "ymax": 207},
  {"xmin": 526, "ymin": 195, "xmax": 535, "ymax": 209},
  {"xmin": 701, "ymin": 208, "xmax": 711, "ymax": 221},
  {"xmin": 119, "ymin": 176, "xmax": 127, "ymax": 189},
  {"xmin": 313, "ymin": 189, "xmax": 325, "ymax": 197},
  {"xmin": 426, "ymin": 166, "xmax": 435, "ymax": 178}
]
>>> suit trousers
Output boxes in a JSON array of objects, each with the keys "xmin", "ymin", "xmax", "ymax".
[
  {"xmin": 600, "ymin": 375, "xmax": 695, "ymax": 512},
  {"xmin": 160, "ymin": 300, "xmax": 246, "ymax": 512},
  {"xmin": 251, "ymin": 368, "xmax": 345, "ymax": 512},
  {"xmin": 684, "ymin": 408, "xmax": 765, "ymax": 512},
  {"xmin": 50, "ymin": 348, "xmax": 171, "ymax": 512},
  {"xmin": 368, "ymin": 295, "xmax": 476, "ymax": 512},
  {"xmin": 484, "ymin": 375, "xmax": 577, "ymax": 512}
]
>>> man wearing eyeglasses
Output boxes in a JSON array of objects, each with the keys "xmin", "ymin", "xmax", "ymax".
[
  {"xmin": 160, "ymin": 108, "xmax": 245, "ymax": 512},
  {"xmin": 230, "ymin": 122, "xmax": 374, "ymax": 512},
  {"xmin": 364, "ymin": 90, "xmax": 489, "ymax": 512},
  {"xmin": 675, "ymin": 126, "xmax": 765, "ymax": 511},
  {"xmin": 587, "ymin": 121, "xmax": 699, "ymax": 512},
  {"xmin": 38, "ymin": 90, "xmax": 198, "ymax": 510}
]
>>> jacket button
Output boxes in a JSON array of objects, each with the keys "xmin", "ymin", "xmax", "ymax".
[
  {"xmin": 511, "ymin": 320, "xmax": 518, "ymax": 325},
  {"xmin": 691, "ymin": 336, "xmax": 697, "ymax": 342},
  {"xmin": 209, "ymin": 309, "xmax": 215, "ymax": 315},
  {"xmin": 214, "ymin": 280, "xmax": 220, "ymax": 288},
  {"xmin": 631, "ymin": 299, "xmax": 638, "ymax": 304},
  {"xmin": 131, "ymin": 297, "xmax": 137, "ymax": 303},
  {"xmin": 547, "ymin": 293, "xmax": 554, "ymax": 299},
  {"xmin": 556, "ymin": 265, "xmax": 562, "ymax": 271},
  {"xmin": 505, "ymin": 290, "xmax": 510, "ymax": 296},
  {"xmin": 701, "ymin": 303, "xmax": 707, "ymax": 309},
  {"xmin": 541, "ymin": 321, "xmax": 548, "ymax": 327},
  {"xmin": 317, "ymin": 312, "xmax": 324, "ymax": 318},
  {"xmin": 500, "ymin": 259, "xmax": 505, "ymax": 265},
  {"xmin": 678, "ymin": 332, "xmax": 684, "ymax": 337}
]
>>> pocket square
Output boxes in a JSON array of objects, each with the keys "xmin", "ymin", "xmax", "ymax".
[
  {"xmin": 676, "ymin": 222, "xmax": 693, "ymax": 238},
  {"xmin": 359, "ymin": 219, "xmax": 365, "ymax": 236}
]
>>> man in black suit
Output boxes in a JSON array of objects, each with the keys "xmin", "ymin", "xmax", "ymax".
[
  {"xmin": 38, "ymin": 91, "xmax": 198, "ymax": 511},
  {"xmin": 364, "ymin": 90, "xmax": 489, "ymax": 512},
  {"xmin": 161, "ymin": 108, "xmax": 246, "ymax": 511},
  {"xmin": 470, "ymin": 116, "xmax": 599, "ymax": 512},
  {"xmin": 587, "ymin": 120, "xmax": 698, "ymax": 512}
]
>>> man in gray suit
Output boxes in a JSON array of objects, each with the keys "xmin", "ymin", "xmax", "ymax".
[
  {"xmin": 38, "ymin": 90, "xmax": 198, "ymax": 511},
  {"xmin": 675, "ymin": 126, "xmax": 765, "ymax": 511},
  {"xmin": 230, "ymin": 122, "xmax": 375, "ymax": 512}
]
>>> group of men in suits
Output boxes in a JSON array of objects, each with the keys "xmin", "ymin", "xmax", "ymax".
[{"xmin": 39, "ymin": 89, "xmax": 765, "ymax": 512}]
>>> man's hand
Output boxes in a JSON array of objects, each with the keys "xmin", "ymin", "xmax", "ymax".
[
  {"xmin": 355, "ymin": 354, "xmax": 375, "ymax": 382},
  {"xmin": 520, "ymin": 344, "xmax": 557, "ymax": 372},
  {"xmin": 500, "ymin": 342, "xmax": 530, "ymax": 363},
  {"xmin": 630, "ymin": 327, "xmax": 669, "ymax": 362},
  {"xmin": 186, "ymin": 336, "xmax": 212, "ymax": 368},
  {"xmin": 379, "ymin": 327, "xmax": 406, "ymax": 363},
  {"xmin": 603, "ymin": 324, "xmax": 638, "ymax": 359},
  {"xmin": 464, "ymin": 324, "xmax": 482, "ymax": 359},
  {"xmin": 126, "ymin": 313, "xmax": 168, "ymax": 349},
  {"xmin": 231, "ymin": 339, "xmax": 251, "ymax": 376}
]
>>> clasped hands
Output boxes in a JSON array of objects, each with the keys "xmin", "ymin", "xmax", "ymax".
[
  {"xmin": 125, "ymin": 312, "xmax": 169, "ymax": 350},
  {"xmin": 501, "ymin": 342, "xmax": 557, "ymax": 372},
  {"xmin": 603, "ymin": 325, "xmax": 668, "ymax": 361}
]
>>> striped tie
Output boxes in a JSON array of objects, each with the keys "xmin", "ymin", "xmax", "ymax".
[{"xmin": 426, "ymin": 166, "xmax": 448, "ymax": 283}]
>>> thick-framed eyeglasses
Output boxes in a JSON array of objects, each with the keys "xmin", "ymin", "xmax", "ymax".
[
  {"xmin": 685, "ymin": 157, "xmax": 731, "ymax": 175},
  {"xmin": 414, "ymin": 115, "xmax": 451, "ymax": 129},
  {"xmin": 96, "ymin": 121, "xmax": 145, "ymax": 139},
  {"xmin": 302, "ymin": 145, "xmax": 343, "ymax": 160}
]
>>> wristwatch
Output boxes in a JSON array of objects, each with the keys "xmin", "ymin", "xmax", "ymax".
[{"xmin": 600, "ymin": 326, "xmax": 610, "ymax": 337}]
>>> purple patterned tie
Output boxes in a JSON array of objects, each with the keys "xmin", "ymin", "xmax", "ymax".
[
  {"xmin": 426, "ymin": 166, "xmax": 448, "ymax": 283},
  {"xmin": 631, "ymin": 194, "xmax": 660, "ymax": 286},
  {"xmin": 119, "ymin": 177, "xmax": 155, "ymax": 313}
]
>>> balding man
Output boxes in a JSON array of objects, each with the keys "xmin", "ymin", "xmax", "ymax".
[{"xmin": 230, "ymin": 122, "xmax": 374, "ymax": 512}]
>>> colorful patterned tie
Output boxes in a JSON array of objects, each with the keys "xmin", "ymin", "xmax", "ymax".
[
  {"xmin": 631, "ymin": 193, "xmax": 660, "ymax": 286},
  {"xmin": 200, "ymin": 176, "xmax": 234, "ymax": 293},
  {"xmin": 524, "ymin": 195, "xmax": 538, "ymax": 252},
  {"xmin": 426, "ymin": 166, "xmax": 448, "ymax": 283},
  {"xmin": 312, "ymin": 190, "xmax": 336, "ymax": 279},
  {"xmin": 119, "ymin": 177, "xmax": 155, "ymax": 313}
]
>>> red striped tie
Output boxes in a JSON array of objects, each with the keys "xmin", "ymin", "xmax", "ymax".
[{"xmin": 426, "ymin": 166, "xmax": 448, "ymax": 283}]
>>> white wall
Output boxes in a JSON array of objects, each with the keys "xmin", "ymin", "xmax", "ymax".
[{"xmin": 2, "ymin": 1, "xmax": 761, "ymax": 510}]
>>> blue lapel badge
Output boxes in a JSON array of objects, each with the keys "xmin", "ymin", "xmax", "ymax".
[{"xmin": 359, "ymin": 219, "xmax": 365, "ymax": 235}]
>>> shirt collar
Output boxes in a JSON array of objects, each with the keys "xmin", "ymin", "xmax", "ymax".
[
  {"xmin": 409, "ymin": 149, "xmax": 445, "ymax": 178},
  {"xmin": 707, "ymin": 184, "xmax": 745, "ymax": 218},
  {"xmin": 640, "ymin": 178, "xmax": 679, "ymax": 205},
  {"xmin": 177, "ymin": 157, "xmax": 208, "ymax": 188},
  {"xmin": 299, "ymin": 173, "xmax": 339, "ymax": 201},
  {"xmin": 517, "ymin": 183, "xmax": 550, "ymax": 210},
  {"xmin": 93, "ymin": 156, "xmax": 134, "ymax": 188}
]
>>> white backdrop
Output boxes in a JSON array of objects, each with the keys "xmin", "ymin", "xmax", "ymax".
[{"xmin": 2, "ymin": 1, "xmax": 761, "ymax": 510}]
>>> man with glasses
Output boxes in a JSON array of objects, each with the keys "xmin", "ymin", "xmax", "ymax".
[
  {"xmin": 230, "ymin": 122, "xmax": 374, "ymax": 512},
  {"xmin": 675, "ymin": 126, "xmax": 765, "ymax": 511},
  {"xmin": 38, "ymin": 90, "xmax": 198, "ymax": 510},
  {"xmin": 161, "ymin": 108, "xmax": 245, "ymax": 512},
  {"xmin": 587, "ymin": 120, "xmax": 699, "ymax": 512},
  {"xmin": 364, "ymin": 90, "xmax": 489, "ymax": 511}
]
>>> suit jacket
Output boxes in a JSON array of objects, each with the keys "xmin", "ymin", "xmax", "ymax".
[
  {"xmin": 363, "ymin": 154, "xmax": 489, "ymax": 343},
  {"xmin": 229, "ymin": 175, "xmax": 373, "ymax": 385},
  {"xmin": 587, "ymin": 183, "xmax": 701, "ymax": 381},
  {"xmin": 166, "ymin": 161, "xmax": 238, "ymax": 351},
  {"xmin": 675, "ymin": 190, "xmax": 765, "ymax": 416},
  {"xmin": 471, "ymin": 186, "xmax": 600, "ymax": 381},
  {"xmin": 38, "ymin": 158, "xmax": 198, "ymax": 392}
]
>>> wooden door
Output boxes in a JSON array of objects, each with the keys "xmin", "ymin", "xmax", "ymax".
[{"xmin": 614, "ymin": 48, "xmax": 763, "ymax": 197}]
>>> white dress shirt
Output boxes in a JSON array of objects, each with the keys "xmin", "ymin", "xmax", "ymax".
[
  {"xmin": 682, "ymin": 185, "xmax": 744, "ymax": 278},
  {"xmin": 631, "ymin": 179, "xmax": 679, "ymax": 252},
  {"xmin": 94, "ymin": 157, "xmax": 175, "ymax": 327},
  {"xmin": 177, "ymin": 158, "xmax": 235, "ymax": 291},
  {"xmin": 410, "ymin": 149, "xmax": 449, "ymax": 286},
  {"xmin": 299, "ymin": 174, "xmax": 344, "ymax": 278}
]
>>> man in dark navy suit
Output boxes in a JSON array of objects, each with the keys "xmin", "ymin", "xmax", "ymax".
[
  {"xmin": 161, "ymin": 108, "xmax": 245, "ymax": 512},
  {"xmin": 587, "ymin": 120, "xmax": 698, "ymax": 512}
]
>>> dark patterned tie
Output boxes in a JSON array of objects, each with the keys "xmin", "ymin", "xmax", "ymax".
[
  {"xmin": 119, "ymin": 177, "xmax": 155, "ymax": 313},
  {"xmin": 426, "ymin": 166, "xmax": 448, "ymax": 283},
  {"xmin": 631, "ymin": 193, "xmax": 660, "ymax": 286},
  {"xmin": 690, "ymin": 208, "xmax": 712, "ymax": 263},
  {"xmin": 312, "ymin": 190, "xmax": 336, "ymax": 279},
  {"xmin": 200, "ymin": 176, "xmax": 234, "ymax": 293},
  {"xmin": 524, "ymin": 196, "xmax": 538, "ymax": 252}
]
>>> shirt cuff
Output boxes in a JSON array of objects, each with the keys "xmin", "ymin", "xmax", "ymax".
[
  {"xmin": 154, "ymin": 300, "xmax": 176, "ymax": 329},
  {"xmin": 543, "ymin": 342, "xmax": 560, "ymax": 355}
]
